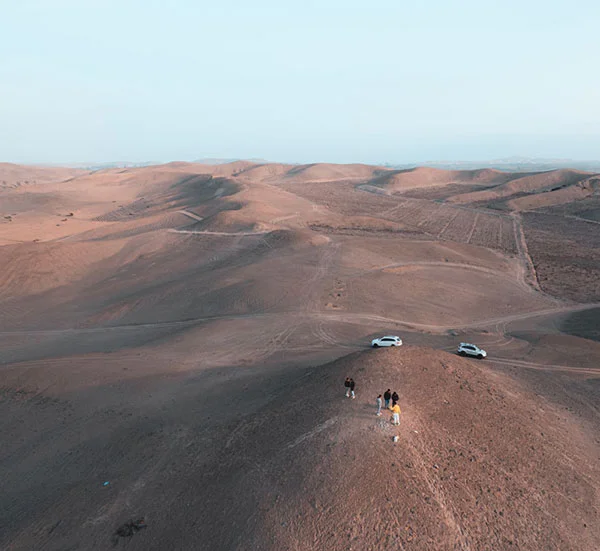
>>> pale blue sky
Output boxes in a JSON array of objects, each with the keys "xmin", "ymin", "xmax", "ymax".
[{"xmin": 1, "ymin": 0, "xmax": 599, "ymax": 164}]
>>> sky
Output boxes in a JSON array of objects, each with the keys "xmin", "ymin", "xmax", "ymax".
[{"xmin": 1, "ymin": 0, "xmax": 599, "ymax": 164}]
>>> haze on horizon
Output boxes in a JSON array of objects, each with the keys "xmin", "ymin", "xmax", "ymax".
[{"xmin": 1, "ymin": 0, "xmax": 599, "ymax": 165}]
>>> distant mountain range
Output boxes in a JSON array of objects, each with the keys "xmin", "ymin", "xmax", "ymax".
[
  {"xmin": 54, "ymin": 158, "xmax": 269, "ymax": 170},
  {"xmin": 28, "ymin": 156, "xmax": 600, "ymax": 173},
  {"xmin": 389, "ymin": 157, "xmax": 600, "ymax": 172},
  {"xmin": 192, "ymin": 158, "xmax": 269, "ymax": 165}
]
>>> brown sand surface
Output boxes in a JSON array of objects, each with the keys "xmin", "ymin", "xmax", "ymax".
[{"xmin": 1, "ymin": 161, "xmax": 599, "ymax": 550}]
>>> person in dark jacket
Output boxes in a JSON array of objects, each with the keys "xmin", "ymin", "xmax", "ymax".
[
  {"xmin": 349, "ymin": 378, "xmax": 356, "ymax": 399},
  {"xmin": 384, "ymin": 389, "xmax": 392, "ymax": 408},
  {"xmin": 391, "ymin": 391, "xmax": 399, "ymax": 406},
  {"xmin": 344, "ymin": 377, "xmax": 351, "ymax": 397}
]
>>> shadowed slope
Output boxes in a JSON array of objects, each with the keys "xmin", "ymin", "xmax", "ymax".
[{"xmin": 164, "ymin": 347, "xmax": 600, "ymax": 550}]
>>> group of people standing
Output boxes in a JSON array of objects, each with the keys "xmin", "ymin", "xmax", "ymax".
[
  {"xmin": 377, "ymin": 389, "xmax": 401, "ymax": 425},
  {"xmin": 344, "ymin": 378, "xmax": 401, "ymax": 426}
]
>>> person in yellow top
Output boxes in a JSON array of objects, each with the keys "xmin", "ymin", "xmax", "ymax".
[{"xmin": 390, "ymin": 402, "xmax": 401, "ymax": 425}]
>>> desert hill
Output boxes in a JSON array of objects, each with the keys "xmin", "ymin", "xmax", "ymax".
[
  {"xmin": 0, "ymin": 163, "xmax": 87, "ymax": 191},
  {"xmin": 369, "ymin": 166, "xmax": 512, "ymax": 192},
  {"xmin": 5, "ymin": 347, "xmax": 598, "ymax": 550},
  {"xmin": 210, "ymin": 347, "xmax": 600, "ymax": 551},
  {"xmin": 0, "ymin": 160, "xmax": 599, "ymax": 550},
  {"xmin": 446, "ymin": 169, "xmax": 596, "ymax": 210},
  {"xmin": 364, "ymin": 166, "xmax": 599, "ymax": 214}
]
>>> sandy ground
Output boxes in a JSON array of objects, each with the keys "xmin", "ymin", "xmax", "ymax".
[{"xmin": 0, "ymin": 161, "xmax": 599, "ymax": 550}]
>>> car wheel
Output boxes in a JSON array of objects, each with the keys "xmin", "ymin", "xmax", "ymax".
[
  {"xmin": 477, "ymin": 354, "xmax": 483, "ymax": 359},
  {"xmin": 459, "ymin": 351, "xmax": 466, "ymax": 357},
  {"xmin": 373, "ymin": 343, "xmax": 379, "ymax": 348}
]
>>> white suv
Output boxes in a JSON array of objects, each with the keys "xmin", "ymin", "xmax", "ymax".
[
  {"xmin": 371, "ymin": 336, "xmax": 403, "ymax": 348},
  {"xmin": 457, "ymin": 342, "xmax": 487, "ymax": 359}
]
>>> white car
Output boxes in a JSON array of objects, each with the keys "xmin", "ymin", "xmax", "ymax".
[
  {"xmin": 457, "ymin": 342, "xmax": 487, "ymax": 359},
  {"xmin": 371, "ymin": 335, "xmax": 403, "ymax": 348}
]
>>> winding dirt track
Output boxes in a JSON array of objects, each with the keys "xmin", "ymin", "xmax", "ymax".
[
  {"xmin": 511, "ymin": 212, "xmax": 542, "ymax": 292},
  {"xmin": 487, "ymin": 358, "xmax": 600, "ymax": 375},
  {"xmin": 176, "ymin": 209, "xmax": 204, "ymax": 222},
  {"xmin": 348, "ymin": 261, "xmax": 504, "ymax": 278},
  {"xmin": 168, "ymin": 229, "xmax": 272, "ymax": 236},
  {"xmin": 1, "ymin": 302, "xmax": 597, "ymax": 338},
  {"xmin": 346, "ymin": 260, "xmax": 541, "ymax": 294}
]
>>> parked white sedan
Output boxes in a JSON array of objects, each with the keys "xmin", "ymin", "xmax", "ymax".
[
  {"xmin": 457, "ymin": 342, "xmax": 487, "ymax": 359},
  {"xmin": 371, "ymin": 335, "xmax": 403, "ymax": 348}
]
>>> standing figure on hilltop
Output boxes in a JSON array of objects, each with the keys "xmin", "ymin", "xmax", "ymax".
[
  {"xmin": 390, "ymin": 402, "xmax": 401, "ymax": 426},
  {"xmin": 349, "ymin": 378, "xmax": 356, "ymax": 399},
  {"xmin": 391, "ymin": 390, "xmax": 399, "ymax": 406},
  {"xmin": 376, "ymin": 394, "xmax": 383, "ymax": 416},
  {"xmin": 384, "ymin": 389, "xmax": 391, "ymax": 409},
  {"xmin": 344, "ymin": 377, "xmax": 351, "ymax": 397}
]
